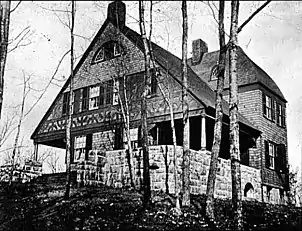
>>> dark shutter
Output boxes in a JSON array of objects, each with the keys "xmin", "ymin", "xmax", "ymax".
[
  {"xmin": 151, "ymin": 69, "xmax": 157, "ymax": 94},
  {"xmin": 138, "ymin": 125, "xmax": 142, "ymax": 147},
  {"xmin": 282, "ymin": 106, "xmax": 286, "ymax": 127},
  {"xmin": 85, "ymin": 134, "xmax": 93, "ymax": 160},
  {"xmin": 275, "ymin": 144, "xmax": 281, "ymax": 171},
  {"xmin": 280, "ymin": 144, "xmax": 286, "ymax": 172},
  {"xmin": 114, "ymin": 125, "xmax": 123, "ymax": 150},
  {"xmin": 106, "ymin": 80, "xmax": 113, "ymax": 105},
  {"xmin": 272, "ymin": 100, "xmax": 276, "ymax": 121},
  {"xmin": 73, "ymin": 89, "xmax": 81, "ymax": 114},
  {"xmin": 62, "ymin": 92, "xmax": 70, "ymax": 115},
  {"xmin": 264, "ymin": 140, "xmax": 270, "ymax": 168},
  {"xmin": 262, "ymin": 92, "xmax": 266, "ymax": 116},
  {"xmin": 70, "ymin": 136, "xmax": 75, "ymax": 163},
  {"xmin": 276, "ymin": 103, "xmax": 280, "ymax": 125},
  {"xmin": 82, "ymin": 87, "xmax": 89, "ymax": 111}
]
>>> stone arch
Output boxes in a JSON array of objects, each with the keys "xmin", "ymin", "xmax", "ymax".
[{"xmin": 244, "ymin": 182, "xmax": 254, "ymax": 198}]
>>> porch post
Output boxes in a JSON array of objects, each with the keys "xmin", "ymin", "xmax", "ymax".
[{"xmin": 201, "ymin": 113, "xmax": 206, "ymax": 150}]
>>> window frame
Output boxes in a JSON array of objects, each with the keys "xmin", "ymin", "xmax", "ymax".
[
  {"xmin": 74, "ymin": 135, "xmax": 86, "ymax": 162},
  {"xmin": 89, "ymin": 86, "xmax": 100, "ymax": 110},
  {"xmin": 276, "ymin": 102, "xmax": 286, "ymax": 127},
  {"xmin": 92, "ymin": 41, "xmax": 123, "ymax": 64}
]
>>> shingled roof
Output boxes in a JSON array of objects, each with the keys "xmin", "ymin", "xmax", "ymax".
[
  {"xmin": 189, "ymin": 47, "xmax": 286, "ymax": 102},
  {"xmin": 121, "ymin": 26, "xmax": 259, "ymax": 131}
]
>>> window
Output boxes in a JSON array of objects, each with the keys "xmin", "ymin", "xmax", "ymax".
[
  {"xmin": 100, "ymin": 80, "xmax": 113, "ymax": 107},
  {"xmin": 265, "ymin": 140, "xmax": 276, "ymax": 169},
  {"xmin": 92, "ymin": 41, "xmax": 122, "ymax": 64},
  {"xmin": 113, "ymin": 80, "xmax": 119, "ymax": 106},
  {"xmin": 62, "ymin": 92, "xmax": 70, "ymax": 115},
  {"xmin": 265, "ymin": 141, "xmax": 287, "ymax": 171},
  {"xmin": 94, "ymin": 47, "xmax": 104, "ymax": 63},
  {"xmin": 74, "ymin": 135, "xmax": 86, "ymax": 162},
  {"xmin": 276, "ymin": 103, "xmax": 286, "ymax": 127},
  {"xmin": 114, "ymin": 43, "xmax": 121, "ymax": 56},
  {"xmin": 209, "ymin": 64, "xmax": 219, "ymax": 81},
  {"xmin": 264, "ymin": 95, "xmax": 272, "ymax": 120},
  {"xmin": 73, "ymin": 134, "xmax": 92, "ymax": 162},
  {"xmin": 89, "ymin": 86, "xmax": 100, "ymax": 110}
]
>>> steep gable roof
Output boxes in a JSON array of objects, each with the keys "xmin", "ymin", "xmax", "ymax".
[
  {"xmin": 189, "ymin": 47, "xmax": 286, "ymax": 102},
  {"xmin": 121, "ymin": 26, "xmax": 259, "ymax": 132}
]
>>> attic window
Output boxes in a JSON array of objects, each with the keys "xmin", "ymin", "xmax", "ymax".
[{"xmin": 92, "ymin": 41, "xmax": 122, "ymax": 64}]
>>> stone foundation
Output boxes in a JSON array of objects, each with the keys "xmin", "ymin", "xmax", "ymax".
[{"xmin": 72, "ymin": 145, "xmax": 266, "ymax": 203}]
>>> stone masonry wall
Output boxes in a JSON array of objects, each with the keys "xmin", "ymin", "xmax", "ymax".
[{"xmin": 75, "ymin": 145, "xmax": 262, "ymax": 202}]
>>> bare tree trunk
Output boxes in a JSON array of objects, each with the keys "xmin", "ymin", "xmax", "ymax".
[
  {"xmin": 205, "ymin": 0, "xmax": 227, "ymax": 220},
  {"xmin": 0, "ymin": 1, "xmax": 11, "ymax": 119},
  {"xmin": 64, "ymin": 0, "xmax": 75, "ymax": 200},
  {"xmin": 117, "ymin": 75, "xmax": 135, "ymax": 188},
  {"xmin": 181, "ymin": 0, "xmax": 190, "ymax": 207},
  {"xmin": 9, "ymin": 72, "xmax": 27, "ymax": 187},
  {"xmin": 229, "ymin": 1, "xmax": 243, "ymax": 230},
  {"xmin": 139, "ymin": 0, "xmax": 151, "ymax": 208},
  {"xmin": 147, "ymin": 1, "xmax": 180, "ymax": 210}
]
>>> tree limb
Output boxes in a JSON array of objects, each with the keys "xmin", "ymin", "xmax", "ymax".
[
  {"xmin": 10, "ymin": 1, "xmax": 22, "ymax": 13},
  {"xmin": 237, "ymin": 1, "xmax": 271, "ymax": 33}
]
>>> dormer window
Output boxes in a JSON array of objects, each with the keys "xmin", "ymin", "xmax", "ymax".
[{"xmin": 92, "ymin": 41, "xmax": 122, "ymax": 64}]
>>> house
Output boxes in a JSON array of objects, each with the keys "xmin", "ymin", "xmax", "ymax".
[{"xmin": 30, "ymin": 1, "xmax": 289, "ymax": 204}]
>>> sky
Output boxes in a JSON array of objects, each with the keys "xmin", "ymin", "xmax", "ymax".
[{"xmin": 1, "ymin": 1, "xmax": 302, "ymax": 174}]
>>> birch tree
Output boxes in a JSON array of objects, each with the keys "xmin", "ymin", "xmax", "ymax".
[
  {"xmin": 0, "ymin": 1, "xmax": 11, "ymax": 119},
  {"xmin": 204, "ymin": 0, "xmax": 271, "ymax": 222},
  {"xmin": 147, "ymin": 0, "xmax": 181, "ymax": 211},
  {"xmin": 206, "ymin": 0, "xmax": 227, "ymax": 220},
  {"xmin": 8, "ymin": 71, "xmax": 31, "ymax": 187},
  {"xmin": 228, "ymin": 1, "xmax": 243, "ymax": 230},
  {"xmin": 181, "ymin": 0, "xmax": 190, "ymax": 207},
  {"xmin": 139, "ymin": 0, "xmax": 151, "ymax": 207},
  {"xmin": 64, "ymin": 0, "xmax": 75, "ymax": 200}
]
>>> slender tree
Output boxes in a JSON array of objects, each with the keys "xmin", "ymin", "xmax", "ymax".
[
  {"xmin": 229, "ymin": 1, "xmax": 243, "ymax": 230},
  {"xmin": 181, "ymin": 0, "xmax": 190, "ymax": 207},
  {"xmin": 0, "ymin": 1, "xmax": 11, "ymax": 119},
  {"xmin": 8, "ymin": 71, "xmax": 30, "ymax": 187},
  {"xmin": 205, "ymin": 0, "xmax": 227, "ymax": 220},
  {"xmin": 139, "ymin": 0, "xmax": 151, "ymax": 207},
  {"xmin": 64, "ymin": 0, "xmax": 75, "ymax": 200}
]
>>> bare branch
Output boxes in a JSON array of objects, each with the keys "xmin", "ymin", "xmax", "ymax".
[
  {"xmin": 237, "ymin": 1, "xmax": 272, "ymax": 33},
  {"xmin": 10, "ymin": 1, "xmax": 22, "ymax": 13},
  {"xmin": 23, "ymin": 50, "xmax": 70, "ymax": 118}
]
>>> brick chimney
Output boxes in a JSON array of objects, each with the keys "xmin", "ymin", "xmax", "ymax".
[
  {"xmin": 107, "ymin": 1, "xmax": 126, "ymax": 29},
  {"xmin": 191, "ymin": 39, "xmax": 208, "ymax": 65}
]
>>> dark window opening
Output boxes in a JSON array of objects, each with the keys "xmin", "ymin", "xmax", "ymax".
[
  {"xmin": 92, "ymin": 41, "xmax": 123, "ymax": 64},
  {"xmin": 62, "ymin": 92, "xmax": 70, "ymax": 115}
]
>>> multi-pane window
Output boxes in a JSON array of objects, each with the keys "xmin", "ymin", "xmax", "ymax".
[
  {"xmin": 276, "ymin": 103, "xmax": 286, "ymax": 127},
  {"xmin": 265, "ymin": 140, "xmax": 287, "ymax": 171},
  {"xmin": 92, "ymin": 41, "xmax": 122, "ymax": 64},
  {"xmin": 89, "ymin": 86, "xmax": 100, "ymax": 110},
  {"xmin": 268, "ymin": 142, "xmax": 275, "ymax": 169},
  {"xmin": 112, "ymin": 80, "xmax": 119, "ymax": 106},
  {"xmin": 265, "ymin": 95, "xmax": 272, "ymax": 120},
  {"xmin": 74, "ymin": 136, "xmax": 86, "ymax": 162},
  {"xmin": 94, "ymin": 48, "xmax": 104, "ymax": 63}
]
